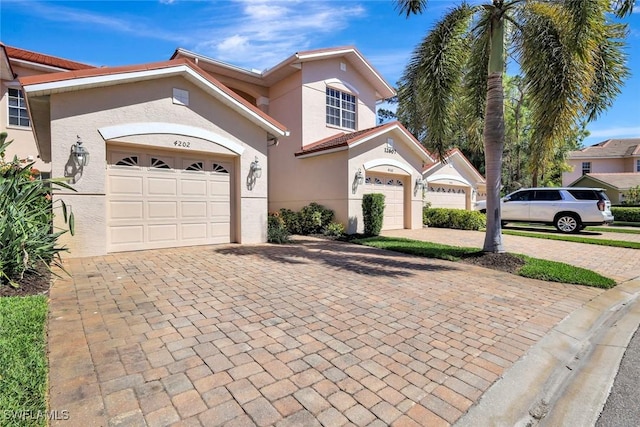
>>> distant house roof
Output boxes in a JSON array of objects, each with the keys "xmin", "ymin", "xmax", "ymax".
[
  {"xmin": 172, "ymin": 46, "xmax": 396, "ymax": 100},
  {"xmin": 2, "ymin": 43, "xmax": 94, "ymax": 71},
  {"xmin": 568, "ymin": 138, "xmax": 640, "ymax": 159},
  {"xmin": 294, "ymin": 121, "xmax": 433, "ymax": 162},
  {"xmin": 570, "ymin": 173, "xmax": 640, "ymax": 190}
]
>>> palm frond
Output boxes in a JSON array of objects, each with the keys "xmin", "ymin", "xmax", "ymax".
[{"xmin": 394, "ymin": 0, "xmax": 429, "ymax": 17}]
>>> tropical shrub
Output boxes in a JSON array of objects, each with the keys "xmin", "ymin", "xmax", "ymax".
[
  {"xmin": 423, "ymin": 207, "xmax": 486, "ymax": 230},
  {"xmin": 362, "ymin": 193, "xmax": 385, "ymax": 236},
  {"xmin": 623, "ymin": 186, "xmax": 640, "ymax": 205},
  {"xmin": 0, "ymin": 132, "xmax": 75, "ymax": 287},
  {"xmin": 611, "ymin": 207, "xmax": 640, "ymax": 223},
  {"xmin": 298, "ymin": 202, "xmax": 334, "ymax": 234},
  {"xmin": 267, "ymin": 212, "xmax": 289, "ymax": 243},
  {"xmin": 323, "ymin": 222, "xmax": 345, "ymax": 237},
  {"xmin": 279, "ymin": 208, "xmax": 302, "ymax": 235}
]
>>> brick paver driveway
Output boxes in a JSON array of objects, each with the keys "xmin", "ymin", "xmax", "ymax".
[{"xmin": 48, "ymin": 238, "xmax": 603, "ymax": 426}]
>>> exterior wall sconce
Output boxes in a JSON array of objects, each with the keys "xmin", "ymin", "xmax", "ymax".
[
  {"xmin": 415, "ymin": 177, "xmax": 425, "ymax": 189},
  {"xmin": 250, "ymin": 156, "xmax": 262, "ymax": 179},
  {"xmin": 355, "ymin": 168, "xmax": 364, "ymax": 185},
  {"xmin": 71, "ymin": 136, "xmax": 90, "ymax": 167}
]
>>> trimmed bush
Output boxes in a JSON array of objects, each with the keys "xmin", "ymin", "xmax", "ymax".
[
  {"xmin": 298, "ymin": 202, "xmax": 334, "ymax": 234},
  {"xmin": 267, "ymin": 212, "xmax": 289, "ymax": 243},
  {"xmin": 362, "ymin": 193, "xmax": 385, "ymax": 236},
  {"xmin": 423, "ymin": 207, "xmax": 486, "ymax": 230},
  {"xmin": 279, "ymin": 208, "xmax": 302, "ymax": 235},
  {"xmin": 611, "ymin": 207, "xmax": 640, "ymax": 223}
]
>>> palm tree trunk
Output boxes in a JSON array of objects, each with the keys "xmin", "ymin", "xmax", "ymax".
[
  {"xmin": 482, "ymin": 10, "xmax": 505, "ymax": 253},
  {"xmin": 482, "ymin": 72, "xmax": 505, "ymax": 253}
]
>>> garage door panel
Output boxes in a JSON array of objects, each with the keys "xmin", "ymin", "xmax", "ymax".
[
  {"xmin": 148, "ymin": 201, "xmax": 178, "ymax": 219},
  {"xmin": 364, "ymin": 173, "xmax": 405, "ymax": 230},
  {"xmin": 109, "ymin": 201, "xmax": 143, "ymax": 220},
  {"xmin": 147, "ymin": 224, "xmax": 178, "ymax": 242},
  {"xmin": 182, "ymin": 201, "xmax": 208, "ymax": 218},
  {"xmin": 109, "ymin": 175, "xmax": 143, "ymax": 195},
  {"xmin": 110, "ymin": 225, "xmax": 144, "ymax": 245},
  {"xmin": 107, "ymin": 148, "xmax": 232, "ymax": 252},
  {"xmin": 182, "ymin": 179, "xmax": 208, "ymax": 196},
  {"xmin": 182, "ymin": 223, "xmax": 208, "ymax": 240}
]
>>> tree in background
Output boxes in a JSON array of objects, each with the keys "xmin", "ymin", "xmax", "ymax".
[{"xmin": 395, "ymin": 0, "xmax": 632, "ymax": 252}]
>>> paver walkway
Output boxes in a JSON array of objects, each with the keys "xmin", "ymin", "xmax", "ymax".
[{"xmin": 48, "ymin": 238, "xmax": 603, "ymax": 426}]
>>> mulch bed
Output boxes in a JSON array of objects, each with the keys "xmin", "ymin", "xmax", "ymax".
[
  {"xmin": 0, "ymin": 262, "xmax": 52, "ymax": 297},
  {"xmin": 460, "ymin": 251, "xmax": 526, "ymax": 274}
]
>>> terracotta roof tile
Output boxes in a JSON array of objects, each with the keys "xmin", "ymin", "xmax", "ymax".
[
  {"xmin": 3, "ymin": 44, "xmax": 94, "ymax": 70},
  {"xmin": 583, "ymin": 173, "xmax": 640, "ymax": 190},
  {"xmin": 569, "ymin": 138, "xmax": 640, "ymax": 158}
]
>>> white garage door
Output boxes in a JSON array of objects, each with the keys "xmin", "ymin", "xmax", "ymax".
[
  {"xmin": 107, "ymin": 148, "xmax": 232, "ymax": 252},
  {"xmin": 426, "ymin": 185, "xmax": 467, "ymax": 209},
  {"xmin": 364, "ymin": 174, "xmax": 405, "ymax": 230}
]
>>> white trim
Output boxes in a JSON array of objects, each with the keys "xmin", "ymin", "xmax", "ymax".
[
  {"xmin": 425, "ymin": 174, "xmax": 472, "ymax": 186},
  {"xmin": 296, "ymin": 146, "xmax": 348, "ymax": 159},
  {"xmin": 22, "ymin": 65, "xmax": 288, "ymax": 137},
  {"xmin": 349, "ymin": 123, "xmax": 434, "ymax": 162},
  {"xmin": 98, "ymin": 123, "xmax": 245, "ymax": 155},
  {"xmin": 10, "ymin": 58, "xmax": 72, "ymax": 73},
  {"xmin": 363, "ymin": 158, "xmax": 413, "ymax": 175}
]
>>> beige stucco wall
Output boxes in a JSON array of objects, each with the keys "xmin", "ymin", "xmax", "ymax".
[
  {"xmin": 564, "ymin": 158, "xmax": 628, "ymax": 185},
  {"xmin": 300, "ymin": 58, "xmax": 377, "ymax": 147},
  {"xmin": 48, "ymin": 75, "xmax": 271, "ymax": 257},
  {"xmin": 1, "ymin": 63, "xmax": 53, "ymax": 173}
]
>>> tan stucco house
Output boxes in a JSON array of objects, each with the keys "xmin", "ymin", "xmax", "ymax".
[
  {"xmin": 6, "ymin": 44, "xmax": 485, "ymax": 257},
  {"xmin": 563, "ymin": 138, "xmax": 640, "ymax": 203}
]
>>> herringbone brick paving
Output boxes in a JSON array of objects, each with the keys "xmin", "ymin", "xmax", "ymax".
[{"xmin": 48, "ymin": 238, "xmax": 605, "ymax": 426}]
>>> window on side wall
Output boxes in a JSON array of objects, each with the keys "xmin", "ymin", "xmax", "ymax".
[
  {"xmin": 326, "ymin": 87, "xmax": 356, "ymax": 130},
  {"xmin": 581, "ymin": 161, "xmax": 591, "ymax": 175},
  {"xmin": 636, "ymin": 159, "xmax": 640, "ymax": 172},
  {"xmin": 8, "ymin": 88, "xmax": 30, "ymax": 127}
]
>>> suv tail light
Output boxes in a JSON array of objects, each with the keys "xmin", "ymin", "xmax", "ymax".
[{"xmin": 597, "ymin": 200, "xmax": 605, "ymax": 211}]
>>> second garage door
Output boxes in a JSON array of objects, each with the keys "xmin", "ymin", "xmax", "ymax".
[
  {"xmin": 364, "ymin": 173, "xmax": 406, "ymax": 230},
  {"xmin": 107, "ymin": 148, "xmax": 232, "ymax": 252}
]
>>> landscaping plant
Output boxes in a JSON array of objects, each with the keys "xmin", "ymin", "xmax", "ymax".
[
  {"xmin": 362, "ymin": 193, "xmax": 385, "ymax": 236},
  {"xmin": 0, "ymin": 132, "xmax": 75, "ymax": 288},
  {"xmin": 267, "ymin": 212, "xmax": 290, "ymax": 243},
  {"xmin": 423, "ymin": 207, "xmax": 486, "ymax": 230}
]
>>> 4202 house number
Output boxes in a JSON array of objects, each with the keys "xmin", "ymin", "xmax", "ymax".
[{"xmin": 174, "ymin": 140, "xmax": 191, "ymax": 148}]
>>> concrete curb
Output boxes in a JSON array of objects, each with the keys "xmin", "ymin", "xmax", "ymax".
[{"xmin": 455, "ymin": 278, "xmax": 640, "ymax": 427}]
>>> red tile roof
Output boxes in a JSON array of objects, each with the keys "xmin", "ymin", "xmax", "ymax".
[
  {"xmin": 2, "ymin": 44, "xmax": 94, "ymax": 70},
  {"xmin": 295, "ymin": 121, "xmax": 431, "ymax": 158},
  {"xmin": 19, "ymin": 58, "xmax": 288, "ymax": 135},
  {"xmin": 569, "ymin": 138, "xmax": 640, "ymax": 158}
]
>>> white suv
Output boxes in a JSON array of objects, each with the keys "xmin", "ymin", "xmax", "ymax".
[{"xmin": 474, "ymin": 187, "xmax": 614, "ymax": 233}]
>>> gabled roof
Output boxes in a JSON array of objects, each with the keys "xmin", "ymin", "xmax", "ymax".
[
  {"xmin": 2, "ymin": 43, "xmax": 94, "ymax": 72},
  {"xmin": 422, "ymin": 148, "xmax": 486, "ymax": 184},
  {"xmin": 568, "ymin": 138, "xmax": 640, "ymax": 159},
  {"xmin": 569, "ymin": 173, "xmax": 640, "ymax": 190},
  {"xmin": 172, "ymin": 46, "xmax": 396, "ymax": 100},
  {"xmin": 294, "ymin": 121, "xmax": 433, "ymax": 162},
  {"xmin": 0, "ymin": 44, "xmax": 13, "ymax": 80},
  {"xmin": 20, "ymin": 58, "xmax": 289, "ymax": 161}
]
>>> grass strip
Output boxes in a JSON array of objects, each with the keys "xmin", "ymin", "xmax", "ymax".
[
  {"xmin": 502, "ymin": 230, "xmax": 640, "ymax": 249},
  {"xmin": 354, "ymin": 236, "xmax": 616, "ymax": 288},
  {"xmin": 0, "ymin": 296, "xmax": 48, "ymax": 427},
  {"xmin": 585, "ymin": 226, "xmax": 640, "ymax": 234}
]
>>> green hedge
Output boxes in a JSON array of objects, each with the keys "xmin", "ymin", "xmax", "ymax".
[
  {"xmin": 362, "ymin": 193, "xmax": 385, "ymax": 236},
  {"xmin": 611, "ymin": 207, "xmax": 640, "ymax": 223},
  {"xmin": 276, "ymin": 203, "xmax": 335, "ymax": 236},
  {"xmin": 423, "ymin": 207, "xmax": 486, "ymax": 230}
]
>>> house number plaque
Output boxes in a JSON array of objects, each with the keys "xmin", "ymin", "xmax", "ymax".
[{"xmin": 174, "ymin": 140, "xmax": 191, "ymax": 148}]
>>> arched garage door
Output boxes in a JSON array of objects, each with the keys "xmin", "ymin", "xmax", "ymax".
[
  {"xmin": 363, "ymin": 173, "xmax": 406, "ymax": 230},
  {"xmin": 106, "ymin": 147, "xmax": 232, "ymax": 252}
]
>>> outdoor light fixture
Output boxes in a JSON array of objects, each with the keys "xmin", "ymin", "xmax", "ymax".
[
  {"xmin": 355, "ymin": 168, "xmax": 364, "ymax": 185},
  {"xmin": 71, "ymin": 136, "xmax": 90, "ymax": 167},
  {"xmin": 250, "ymin": 156, "xmax": 262, "ymax": 179},
  {"xmin": 415, "ymin": 177, "xmax": 425, "ymax": 189}
]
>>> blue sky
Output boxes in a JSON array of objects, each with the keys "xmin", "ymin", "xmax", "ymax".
[{"xmin": 1, "ymin": 0, "xmax": 638, "ymax": 146}]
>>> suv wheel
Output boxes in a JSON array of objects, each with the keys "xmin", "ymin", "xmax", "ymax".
[{"xmin": 555, "ymin": 213, "xmax": 580, "ymax": 233}]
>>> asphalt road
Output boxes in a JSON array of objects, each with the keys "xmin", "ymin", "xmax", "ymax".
[{"xmin": 596, "ymin": 325, "xmax": 640, "ymax": 427}]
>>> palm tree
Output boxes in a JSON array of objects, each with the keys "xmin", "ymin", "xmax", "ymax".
[{"xmin": 395, "ymin": 0, "xmax": 633, "ymax": 252}]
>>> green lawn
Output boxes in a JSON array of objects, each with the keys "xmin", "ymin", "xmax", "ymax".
[
  {"xmin": 502, "ymin": 229, "xmax": 640, "ymax": 249},
  {"xmin": 354, "ymin": 236, "xmax": 616, "ymax": 289},
  {"xmin": 0, "ymin": 296, "xmax": 48, "ymax": 427}
]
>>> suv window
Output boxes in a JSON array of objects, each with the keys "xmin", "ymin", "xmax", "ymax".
[
  {"xmin": 568, "ymin": 189, "xmax": 608, "ymax": 201},
  {"xmin": 533, "ymin": 190, "xmax": 562, "ymax": 201},
  {"xmin": 509, "ymin": 190, "xmax": 531, "ymax": 201}
]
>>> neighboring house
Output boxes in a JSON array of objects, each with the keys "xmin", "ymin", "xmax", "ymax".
[
  {"xmin": 0, "ymin": 43, "xmax": 93, "ymax": 175},
  {"xmin": 422, "ymin": 148, "xmax": 486, "ymax": 210},
  {"xmin": 17, "ymin": 44, "xmax": 483, "ymax": 257},
  {"xmin": 563, "ymin": 138, "xmax": 640, "ymax": 203}
]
